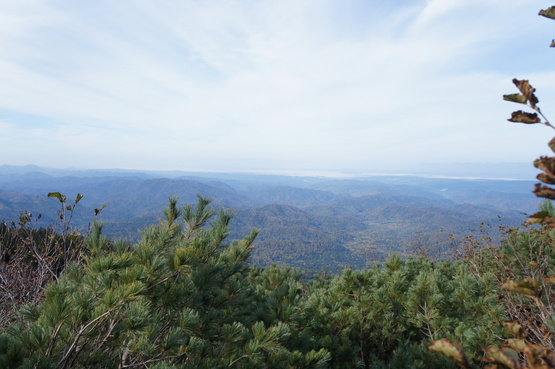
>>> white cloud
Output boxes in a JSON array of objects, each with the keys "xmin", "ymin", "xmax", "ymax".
[{"xmin": 0, "ymin": 0, "xmax": 552, "ymax": 172}]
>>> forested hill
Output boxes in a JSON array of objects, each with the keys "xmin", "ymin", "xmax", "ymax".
[{"xmin": 0, "ymin": 165, "xmax": 535, "ymax": 272}]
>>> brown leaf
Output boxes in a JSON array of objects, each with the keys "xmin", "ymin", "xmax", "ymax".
[
  {"xmin": 525, "ymin": 211, "xmax": 550, "ymax": 225},
  {"xmin": 534, "ymin": 157, "xmax": 555, "ymax": 176},
  {"xmin": 534, "ymin": 183, "xmax": 555, "ymax": 200},
  {"xmin": 523, "ymin": 344, "xmax": 551, "ymax": 369},
  {"xmin": 512, "ymin": 79, "xmax": 539, "ymax": 109},
  {"xmin": 549, "ymin": 138, "xmax": 555, "ymax": 154},
  {"xmin": 94, "ymin": 204, "xmax": 108, "ymax": 216},
  {"xmin": 537, "ymin": 173, "xmax": 555, "ymax": 185},
  {"xmin": 508, "ymin": 110, "xmax": 541, "ymax": 124},
  {"xmin": 543, "ymin": 351, "xmax": 555, "ymax": 368},
  {"xmin": 483, "ymin": 346, "xmax": 519, "ymax": 369},
  {"xmin": 525, "ymin": 212, "xmax": 555, "ymax": 228}
]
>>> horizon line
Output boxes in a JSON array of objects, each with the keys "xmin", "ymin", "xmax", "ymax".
[{"xmin": 0, "ymin": 163, "xmax": 538, "ymax": 182}]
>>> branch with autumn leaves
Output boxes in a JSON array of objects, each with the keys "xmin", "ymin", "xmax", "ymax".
[
  {"xmin": 502, "ymin": 5, "xmax": 555, "ymax": 225},
  {"xmin": 503, "ymin": 77, "xmax": 555, "ymax": 227},
  {"xmin": 428, "ymin": 5, "xmax": 555, "ymax": 369}
]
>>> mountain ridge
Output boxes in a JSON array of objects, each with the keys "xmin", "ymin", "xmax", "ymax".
[{"xmin": 0, "ymin": 165, "xmax": 534, "ymax": 272}]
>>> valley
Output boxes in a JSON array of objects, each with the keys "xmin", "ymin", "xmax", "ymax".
[{"xmin": 0, "ymin": 165, "xmax": 536, "ymax": 273}]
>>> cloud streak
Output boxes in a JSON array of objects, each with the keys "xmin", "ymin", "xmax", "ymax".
[{"xmin": 0, "ymin": 0, "xmax": 553, "ymax": 173}]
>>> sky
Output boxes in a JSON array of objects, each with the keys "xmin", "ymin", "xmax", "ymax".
[{"xmin": 1, "ymin": 0, "xmax": 555, "ymax": 175}]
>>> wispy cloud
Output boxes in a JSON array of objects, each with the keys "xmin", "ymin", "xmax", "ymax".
[{"xmin": 0, "ymin": 0, "xmax": 552, "ymax": 172}]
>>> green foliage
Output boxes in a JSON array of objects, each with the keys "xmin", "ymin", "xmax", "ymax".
[
  {"xmin": 295, "ymin": 256, "xmax": 503, "ymax": 368},
  {"xmin": 0, "ymin": 196, "xmax": 331, "ymax": 369},
  {"xmin": 0, "ymin": 191, "xmax": 516, "ymax": 368},
  {"xmin": 6, "ymin": 6, "xmax": 555, "ymax": 369}
]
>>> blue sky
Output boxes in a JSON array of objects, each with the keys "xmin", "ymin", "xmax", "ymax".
[{"xmin": 1, "ymin": 0, "xmax": 554, "ymax": 174}]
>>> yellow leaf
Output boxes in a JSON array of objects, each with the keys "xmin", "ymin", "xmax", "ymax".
[
  {"xmin": 539, "ymin": 6, "xmax": 555, "ymax": 20},
  {"xmin": 502, "ymin": 278, "xmax": 539, "ymax": 298},
  {"xmin": 428, "ymin": 339, "xmax": 468, "ymax": 368},
  {"xmin": 503, "ymin": 94, "xmax": 528, "ymax": 104},
  {"xmin": 502, "ymin": 322, "xmax": 524, "ymax": 338}
]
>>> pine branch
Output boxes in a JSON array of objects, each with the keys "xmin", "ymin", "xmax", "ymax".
[
  {"xmin": 120, "ymin": 354, "xmax": 184, "ymax": 368},
  {"xmin": 57, "ymin": 308, "xmax": 114, "ymax": 369},
  {"xmin": 228, "ymin": 354, "xmax": 249, "ymax": 367}
]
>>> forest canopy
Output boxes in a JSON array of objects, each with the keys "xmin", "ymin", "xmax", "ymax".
[{"xmin": 2, "ymin": 4, "xmax": 555, "ymax": 369}]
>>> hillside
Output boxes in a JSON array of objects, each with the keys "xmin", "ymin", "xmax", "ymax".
[{"xmin": 0, "ymin": 165, "xmax": 533, "ymax": 272}]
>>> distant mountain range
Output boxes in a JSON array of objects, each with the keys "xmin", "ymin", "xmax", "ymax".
[{"xmin": 0, "ymin": 165, "xmax": 539, "ymax": 272}]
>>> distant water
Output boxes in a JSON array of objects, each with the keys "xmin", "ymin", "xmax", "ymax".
[{"xmin": 0, "ymin": 162, "xmax": 538, "ymax": 181}]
